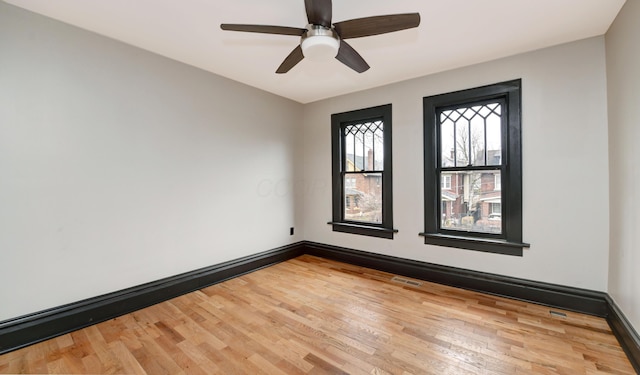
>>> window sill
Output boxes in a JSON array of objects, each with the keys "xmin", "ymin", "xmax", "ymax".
[
  {"xmin": 328, "ymin": 222, "xmax": 398, "ymax": 239},
  {"xmin": 418, "ymin": 232, "xmax": 529, "ymax": 256}
]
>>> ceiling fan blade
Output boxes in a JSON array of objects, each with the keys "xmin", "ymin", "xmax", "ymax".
[
  {"xmin": 335, "ymin": 40, "xmax": 369, "ymax": 73},
  {"xmin": 221, "ymin": 24, "xmax": 306, "ymax": 36},
  {"xmin": 305, "ymin": 0, "xmax": 332, "ymax": 27},
  {"xmin": 334, "ymin": 13, "xmax": 420, "ymax": 39},
  {"xmin": 276, "ymin": 45, "xmax": 305, "ymax": 74}
]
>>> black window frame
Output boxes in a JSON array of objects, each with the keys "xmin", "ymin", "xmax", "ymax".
[
  {"xmin": 420, "ymin": 80, "xmax": 529, "ymax": 256},
  {"xmin": 329, "ymin": 104, "xmax": 396, "ymax": 239}
]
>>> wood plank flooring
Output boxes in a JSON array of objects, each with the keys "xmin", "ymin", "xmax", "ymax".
[{"xmin": 0, "ymin": 255, "xmax": 635, "ymax": 374}]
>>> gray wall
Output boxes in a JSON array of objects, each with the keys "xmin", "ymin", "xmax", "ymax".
[
  {"xmin": 0, "ymin": 2, "xmax": 303, "ymax": 321},
  {"xmin": 302, "ymin": 37, "xmax": 610, "ymax": 291},
  {"xmin": 606, "ymin": 0, "xmax": 640, "ymax": 332}
]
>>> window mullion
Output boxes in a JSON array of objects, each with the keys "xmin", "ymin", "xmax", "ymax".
[
  {"xmin": 440, "ymin": 166, "xmax": 501, "ymax": 172},
  {"xmin": 371, "ymin": 126, "xmax": 376, "ymax": 168},
  {"xmin": 467, "ymin": 120, "xmax": 472, "ymax": 167},
  {"xmin": 484, "ymin": 116, "xmax": 488, "ymax": 166},
  {"xmin": 452, "ymin": 113, "xmax": 457, "ymax": 167}
]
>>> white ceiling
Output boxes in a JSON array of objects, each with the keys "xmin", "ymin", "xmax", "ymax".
[{"xmin": 4, "ymin": 0, "xmax": 626, "ymax": 103}]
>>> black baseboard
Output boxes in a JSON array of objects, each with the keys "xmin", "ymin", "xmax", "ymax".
[
  {"xmin": 0, "ymin": 243, "xmax": 303, "ymax": 355},
  {"xmin": 606, "ymin": 295, "xmax": 640, "ymax": 373},
  {"xmin": 303, "ymin": 241, "xmax": 608, "ymax": 316},
  {"xmin": 1, "ymin": 240, "xmax": 638, "ymax": 372}
]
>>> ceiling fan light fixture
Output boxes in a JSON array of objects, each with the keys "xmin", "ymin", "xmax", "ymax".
[
  {"xmin": 221, "ymin": 3, "xmax": 421, "ymax": 74},
  {"xmin": 301, "ymin": 26, "xmax": 339, "ymax": 60}
]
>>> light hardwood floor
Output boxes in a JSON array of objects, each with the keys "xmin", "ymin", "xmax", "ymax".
[{"xmin": 0, "ymin": 255, "xmax": 635, "ymax": 374}]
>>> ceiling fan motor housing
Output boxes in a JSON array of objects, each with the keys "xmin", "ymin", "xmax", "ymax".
[{"xmin": 301, "ymin": 25, "xmax": 339, "ymax": 60}]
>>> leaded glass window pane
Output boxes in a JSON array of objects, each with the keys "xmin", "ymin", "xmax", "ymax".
[
  {"xmin": 344, "ymin": 121, "xmax": 384, "ymax": 172},
  {"xmin": 440, "ymin": 103, "xmax": 502, "ymax": 168}
]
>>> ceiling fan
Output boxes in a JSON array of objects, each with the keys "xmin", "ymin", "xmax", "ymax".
[{"xmin": 220, "ymin": 0, "xmax": 420, "ymax": 74}]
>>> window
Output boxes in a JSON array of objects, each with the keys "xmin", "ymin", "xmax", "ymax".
[
  {"xmin": 421, "ymin": 80, "xmax": 529, "ymax": 255},
  {"xmin": 441, "ymin": 174, "xmax": 452, "ymax": 190},
  {"xmin": 330, "ymin": 104, "xmax": 396, "ymax": 239},
  {"xmin": 345, "ymin": 177, "xmax": 356, "ymax": 189}
]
